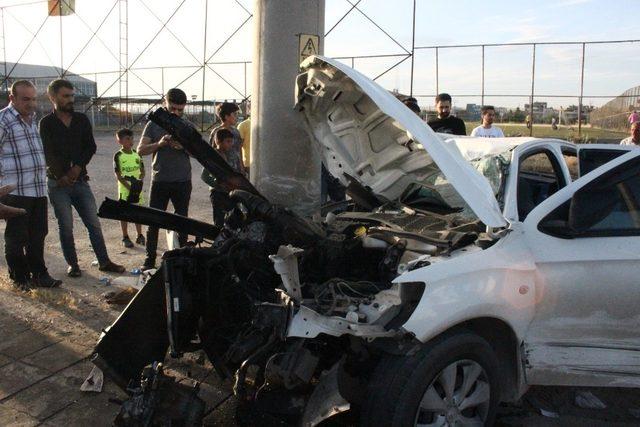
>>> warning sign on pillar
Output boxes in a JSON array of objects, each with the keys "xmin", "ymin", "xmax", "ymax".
[{"xmin": 299, "ymin": 34, "xmax": 319, "ymax": 65}]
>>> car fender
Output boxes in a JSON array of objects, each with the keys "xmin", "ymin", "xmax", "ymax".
[{"xmin": 396, "ymin": 229, "xmax": 537, "ymax": 344}]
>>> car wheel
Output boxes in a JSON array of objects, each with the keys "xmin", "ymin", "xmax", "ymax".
[{"xmin": 361, "ymin": 331, "xmax": 501, "ymax": 427}]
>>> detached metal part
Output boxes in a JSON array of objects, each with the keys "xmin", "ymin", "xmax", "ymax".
[
  {"xmin": 114, "ymin": 362, "xmax": 205, "ymax": 427},
  {"xmin": 288, "ymin": 305, "xmax": 397, "ymax": 339},
  {"xmin": 269, "ymin": 245, "xmax": 304, "ymax": 302},
  {"xmin": 148, "ymin": 108, "xmax": 259, "ymax": 196},
  {"xmin": 98, "ymin": 198, "xmax": 220, "ymax": 241},
  {"xmin": 92, "ymin": 271, "xmax": 169, "ymax": 389},
  {"xmin": 300, "ymin": 362, "xmax": 351, "ymax": 427}
]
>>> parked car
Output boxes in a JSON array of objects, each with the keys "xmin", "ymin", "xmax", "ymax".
[{"xmin": 94, "ymin": 56, "xmax": 638, "ymax": 427}]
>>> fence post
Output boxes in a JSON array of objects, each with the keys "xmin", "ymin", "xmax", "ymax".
[
  {"xmin": 529, "ymin": 44, "xmax": 536, "ymax": 137},
  {"xmin": 201, "ymin": 0, "xmax": 208, "ymax": 132},
  {"xmin": 409, "ymin": 0, "xmax": 416, "ymax": 96},
  {"xmin": 435, "ymin": 47, "xmax": 439, "ymax": 95},
  {"xmin": 578, "ymin": 42, "xmax": 585, "ymax": 139},
  {"xmin": 481, "ymin": 45, "xmax": 485, "ymax": 107}
]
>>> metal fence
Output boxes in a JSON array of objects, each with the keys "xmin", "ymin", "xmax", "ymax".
[{"xmin": 0, "ymin": 0, "xmax": 637, "ymax": 139}]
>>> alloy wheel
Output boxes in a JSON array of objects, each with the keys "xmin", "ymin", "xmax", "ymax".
[{"xmin": 414, "ymin": 359, "xmax": 491, "ymax": 426}]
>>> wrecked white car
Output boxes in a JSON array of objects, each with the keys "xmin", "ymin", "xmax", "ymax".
[{"xmin": 93, "ymin": 56, "xmax": 639, "ymax": 426}]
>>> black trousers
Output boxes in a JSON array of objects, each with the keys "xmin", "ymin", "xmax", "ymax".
[
  {"xmin": 2, "ymin": 195, "xmax": 48, "ymax": 282},
  {"xmin": 145, "ymin": 180, "xmax": 192, "ymax": 261},
  {"xmin": 210, "ymin": 190, "xmax": 234, "ymax": 227}
]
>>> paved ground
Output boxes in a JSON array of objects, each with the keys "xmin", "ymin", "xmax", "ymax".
[
  {"xmin": 0, "ymin": 131, "xmax": 233, "ymax": 425},
  {"xmin": 1, "ymin": 131, "xmax": 639, "ymax": 426}
]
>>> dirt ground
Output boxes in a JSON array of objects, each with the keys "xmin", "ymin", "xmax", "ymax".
[{"xmin": 1, "ymin": 131, "xmax": 639, "ymax": 426}]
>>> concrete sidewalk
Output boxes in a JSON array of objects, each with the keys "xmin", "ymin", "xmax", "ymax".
[
  {"xmin": 0, "ymin": 279, "xmax": 280, "ymax": 426},
  {"xmin": 0, "ymin": 282, "xmax": 122, "ymax": 426}
]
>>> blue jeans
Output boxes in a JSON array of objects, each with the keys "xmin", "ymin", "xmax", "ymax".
[{"xmin": 48, "ymin": 178, "xmax": 110, "ymax": 267}]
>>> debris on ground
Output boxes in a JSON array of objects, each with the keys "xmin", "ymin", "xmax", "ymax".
[
  {"xmin": 539, "ymin": 408, "xmax": 560, "ymax": 418},
  {"xmin": 81, "ymin": 366, "xmax": 104, "ymax": 392},
  {"xmin": 523, "ymin": 386, "xmax": 640, "ymax": 424},
  {"xmin": 575, "ymin": 390, "xmax": 607, "ymax": 410},
  {"xmin": 102, "ymin": 286, "xmax": 138, "ymax": 305},
  {"xmin": 628, "ymin": 408, "xmax": 640, "ymax": 419},
  {"xmin": 99, "ymin": 277, "xmax": 112, "ymax": 286},
  {"xmin": 111, "ymin": 276, "xmax": 140, "ymax": 288}
]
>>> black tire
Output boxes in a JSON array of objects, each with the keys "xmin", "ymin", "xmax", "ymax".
[{"xmin": 361, "ymin": 331, "xmax": 501, "ymax": 427}]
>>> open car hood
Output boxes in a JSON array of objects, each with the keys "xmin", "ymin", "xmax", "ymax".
[{"xmin": 295, "ymin": 55, "xmax": 507, "ymax": 228}]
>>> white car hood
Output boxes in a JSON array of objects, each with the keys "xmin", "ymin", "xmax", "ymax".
[{"xmin": 295, "ymin": 55, "xmax": 507, "ymax": 228}]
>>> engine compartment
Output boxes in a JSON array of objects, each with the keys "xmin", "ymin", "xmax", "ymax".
[{"xmin": 92, "ymin": 107, "xmax": 492, "ymax": 426}]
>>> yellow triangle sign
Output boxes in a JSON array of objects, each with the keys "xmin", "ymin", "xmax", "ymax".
[
  {"xmin": 302, "ymin": 38, "xmax": 316, "ymax": 56},
  {"xmin": 299, "ymin": 34, "xmax": 319, "ymax": 64}
]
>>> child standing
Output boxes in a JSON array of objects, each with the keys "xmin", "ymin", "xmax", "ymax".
[
  {"xmin": 201, "ymin": 128, "xmax": 243, "ymax": 226},
  {"xmin": 113, "ymin": 128, "xmax": 145, "ymax": 248},
  {"xmin": 209, "ymin": 102, "xmax": 245, "ymax": 175}
]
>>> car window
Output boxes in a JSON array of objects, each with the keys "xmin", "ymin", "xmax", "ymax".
[
  {"xmin": 579, "ymin": 149, "xmax": 627, "ymax": 176},
  {"xmin": 562, "ymin": 152, "xmax": 579, "ymax": 181},
  {"xmin": 539, "ymin": 156, "xmax": 640, "ymax": 238},
  {"xmin": 575, "ymin": 173, "xmax": 640, "ymax": 235},
  {"xmin": 518, "ymin": 151, "xmax": 566, "ymax": 221}
]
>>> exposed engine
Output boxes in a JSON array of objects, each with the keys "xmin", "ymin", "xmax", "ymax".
[{"xmin": 92, "ymin": 107, "xmax": 488, "ymax": 426}]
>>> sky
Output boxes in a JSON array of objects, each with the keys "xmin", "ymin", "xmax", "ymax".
[{"xmin": 0, "ymin": 0, "xmax": 637, "ymax": 109}]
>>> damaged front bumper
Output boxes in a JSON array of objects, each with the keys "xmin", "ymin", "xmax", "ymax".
[{"xmin": 91, "ymin": 107, "xmax": 430, "ymax": 426}]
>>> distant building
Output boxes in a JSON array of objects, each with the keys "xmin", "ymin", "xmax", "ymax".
[
  {"xmin": 0, "ymin": 62, "xmax": 96, "ymax": 116},
  {"xmin": 559, "ymin": 105, "xmax": 593, "ymax": 125},
  {"xmin": 524, "ymin": 102, "xmax": 549, "ymax": 121},
  {"xmin": 464, "ymin": 103, "xmax": 481, "ymax": 121},
  {"xmin": 0, "ymin": 62, "xmax": 96, "ymax": 99}
]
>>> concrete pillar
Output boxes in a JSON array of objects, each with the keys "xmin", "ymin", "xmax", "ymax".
[{"xmin": 251, "ymin": 0, "xmax": 324, "ymax": 216}]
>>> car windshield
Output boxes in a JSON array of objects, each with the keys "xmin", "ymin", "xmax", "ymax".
[{"xmin": 402, "ymin": 150, "xmax": 511, "ymax": 221}]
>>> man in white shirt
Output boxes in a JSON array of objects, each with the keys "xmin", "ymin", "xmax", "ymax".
[
  {"xmin": 620, "ymin": 121, "xmax": 640, "ymax": 147},
  {"xmin": 470, "ymin": 106, "xmax": 504, "ymax": 138}
]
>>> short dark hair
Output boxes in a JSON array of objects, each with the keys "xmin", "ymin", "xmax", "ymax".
[
  {"xmin": 403, "ymin": 99, "xmax": 421, "ymax": 114},
  {"xmin": 216, "ymin": 102, "xmax": 239, "ymax": 121},
  {"xmin": 116, "ymin": 128, "xmax": 133, "ymax": 139},
  {"xmin": 10, "ymin": 80, "xmax": 35, "ymax": 96},
  {"xmin": 481, "ymin": 105, "xmax": 496, "ymax": 115},
  {"xmin": 214, "ymin": 128, "xmax": 234, "ymax": 143},
  {"xmin": 166, "ymin": 88, "xmax": 187, "ymax": 105},
  {"xmin": 435, "ymin": 93, "xmax": 452, "ymax": 104},
  {"xmin": 47, "ymin": 79, "xmax": 74, "ymax": 95}
]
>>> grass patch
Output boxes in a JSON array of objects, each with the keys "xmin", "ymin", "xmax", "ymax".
[
  {"xmin": 27, "ymin": 288, "xmax": 79, "ymax": 311},
  {"xmin": 465, "ymin": 122, "xmax": 627, "ymax": 142},
  {"xmin": 0, "ymin": 277, "xmax": 79, "ymax": 311}
]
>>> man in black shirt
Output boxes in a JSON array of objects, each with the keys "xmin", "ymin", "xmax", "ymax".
[
  {"xmin": 40, "ymin": 79, "xmax": 125, "ymax": 277},
  {"xmin": 137, "ymin": 88, "xmax": 192, "ymax": 270},
  {"xmin": 427, "ymin": 93, "xmax": 466, "ymax": 136}
]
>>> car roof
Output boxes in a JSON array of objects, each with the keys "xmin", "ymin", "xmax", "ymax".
[{"xmin": 436, "ymin": 135, "xmax": 574, "ymax": 162}]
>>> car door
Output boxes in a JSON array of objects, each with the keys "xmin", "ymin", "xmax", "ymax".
[
  {"xmin": 521, "ymin": 151, "xmax": 640, "ymax": 387},
  {"xmin": 502, "ymin": 142, "xmax": 571, "ymax": 222}
]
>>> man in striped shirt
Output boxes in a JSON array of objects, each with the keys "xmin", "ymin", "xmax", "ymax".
[{"xmin": 0, "ymin": 80, "xmax": 61, "ymax": 289}]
